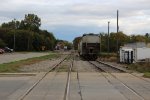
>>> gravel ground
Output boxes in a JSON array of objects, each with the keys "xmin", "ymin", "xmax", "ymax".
[
  {"xmin": 103, "ymin": 61, "xmax": 127, "ymax": 68},
  {"xmin": 19, "ymin": 55, "xmax": 65, "ymax": 72},
  {"xmin": 99, "ymin": 61, "xmax": 138, "ymax": 73},
  {"xmin": 57, "ymin": 58, "xmax": 71, "ymax": 72},
  {"xmin": 18, "ymin": 53, "xmax": 99, "ymax": 72},
  {"xmin": 73, "ymin": 56, "xmax": 98, "ymax": 72},
  {"xmin": 0, "ymin": 52, "xmax": 50, "ymax": 64}
]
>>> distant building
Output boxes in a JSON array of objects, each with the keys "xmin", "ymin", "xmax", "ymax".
[{"xmin": 55, "ymin": 42, "xmax": 64, "ymax": 50}]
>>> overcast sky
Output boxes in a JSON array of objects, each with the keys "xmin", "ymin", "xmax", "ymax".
[{"xmin": 0, "ymin": 0, "xmax": 150, "ymax": 42}]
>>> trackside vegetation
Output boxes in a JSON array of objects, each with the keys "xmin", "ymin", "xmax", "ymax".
[
  {"xmin": 127, "ymin": 63, "xmax": 150, "ymax": 78},
  {"xmin": 0, "ymin": 53, "xmax": 60, "ymax": 73},
  {"xmin": 143, "ymin": 72, "xmax": 150, "ymax": 78}
]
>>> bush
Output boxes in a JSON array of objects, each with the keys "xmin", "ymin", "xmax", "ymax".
[{"xmin": 98, "ymin": 53, "xmax": 117, "ymax": 62}]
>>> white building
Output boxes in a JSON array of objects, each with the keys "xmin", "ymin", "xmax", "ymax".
[{"xmin": 120, "ymin": 42, "xmax": 150, "ymax": 63}]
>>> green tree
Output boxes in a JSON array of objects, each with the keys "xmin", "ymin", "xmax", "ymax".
[
  {"xmin": 0, "ymin": 38, "xmax": 6, "ymax": 48},
  {"xmin": 0, "ymin": 28, "xmax": 13, "ymax": 48},
  {"xmin": 24, "ymin": 14, "xmax": 41, "ymax": 32},
  {"xmin": 39, "ymin": 30, "xmax": 56, "ymax": 50},
  {"xmin": 130, "ymin": 35, "xmax": 146, "ymax": 43},
  {"xmin": 145, "ymin": 33, "xmax": 150, "ymax": 43},
  {"xmin": 0, "ymin": 13, "xmax": 57, "ymax": 51},
  {"xmin": 1, "ymin": 19, "xmax": 20, "ymax": 29},
  {"xmin": 100, "ymin": 33, "xmax": 108, "ymax": 52},
  {"xmin": 107, "ymin": 32, "xmax": 129, "ymax": 52},
  {"xmin": 73, "ymin": 37, "xmax": 82, "ymax": 50}
]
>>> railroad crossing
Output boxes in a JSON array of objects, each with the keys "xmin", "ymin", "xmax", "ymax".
[{"xmin": 0, "ymin": 52, "xmax": 150, "ymax": 100}]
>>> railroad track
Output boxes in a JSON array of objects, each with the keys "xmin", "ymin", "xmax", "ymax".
[
  {"xmin": 63, "ymin": 58, "xmax": 73, "ymax": 100},
  {"xmin": 97, "ymin": 61, "xmax": 150, "ymax": 85},
  {"xmin": 18, "ymin": 53, "xmax": 83, "ymax": 100},
  {"xmin": 97, "ymin": 61, "xmax": 126, "ymax": 72},
  {"xmin": 64, "ymin": 55, "xmax": 83, "ymax": 100},
  {"xmin": 18, "ymin": 55, "xmax": 69, "ymax": 100},
  {"xmin": 75, "ymin": 56, "xmax": 83, "ymax": 100},
  {"xmin": 89, "ymin": 61, "xmax": 125, "ymax": 73},
  {"xmin": 89, "ymin": 61, "xmax": 146, "ymax": 100}
]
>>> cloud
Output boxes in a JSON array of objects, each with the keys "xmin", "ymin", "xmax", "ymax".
[
  {"xmin": 48, "ymin": 25, "xmax": 105, "ymax": 42},
  {"xmin": 0, "ymin": 0, "xmax": 150, "ymax": 41}
]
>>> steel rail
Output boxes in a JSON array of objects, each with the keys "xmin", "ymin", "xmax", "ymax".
[
  {"xmin": 89, "ymin": 61, "xmax": 146, "ymax": 100},
  {"xmin": 63, "ymin": 58, "xmax": 73, "ymax": 100},
  {"xmin": 75, "ymin": 54, "xmax": 83, "ymax": 100},
  {"xmin": 77, "ymin": 70, "xmax": 83, "ymax": 100},
  {"xmin": 18, "ymin": 55, "xmax": 68, "ymax": 100},
  {"xmin": 98, "ymin": 61, "xmax": 150, "ymax": 85},
  {"xmin": 97, "ymin": 61, "xmax": 125, "ymax": 72}
]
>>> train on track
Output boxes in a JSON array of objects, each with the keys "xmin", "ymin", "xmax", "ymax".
[{"xmin": 78, "ymin": 33, "xmax": 101, "ymax": 60}]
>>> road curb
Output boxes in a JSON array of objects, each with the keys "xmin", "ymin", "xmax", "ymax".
[{"xmin": 0, "ymin": 73, "xmax": 37, "ymax": 76}]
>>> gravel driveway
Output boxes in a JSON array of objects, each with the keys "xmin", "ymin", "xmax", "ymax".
[{"xmin": 0, "ymin": 52, "xmax": 49, "ymax": 64}]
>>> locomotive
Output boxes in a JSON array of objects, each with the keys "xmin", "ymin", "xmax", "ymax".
[{"xmin": 78, "ymin": 33, "xmax": 101, "ymax": 60}]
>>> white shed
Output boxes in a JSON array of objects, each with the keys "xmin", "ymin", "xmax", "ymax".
[
  {"xmin": 120, "ymin": 46, "xmax": 150, "ymax": 63},
  {"xmin": 119, "ymin": 47, "xmax": 134, "ymax": 63},
  {"xmin": 134, "ymin": 47, "xmax": 150, "ymax": 62}
]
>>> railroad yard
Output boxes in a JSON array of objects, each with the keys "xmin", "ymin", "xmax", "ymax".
[{"xmin": 0, "ymin": 52, "xmax": 150, "ymax": 100}]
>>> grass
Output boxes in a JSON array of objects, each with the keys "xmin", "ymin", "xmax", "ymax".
[
  {"xmin": 127, "ymin": 62, "xmax": 150, "ymax": 73},
  {"xmin": 58, "ymin": 65, "xmax": 75, "ymax": 72},
  {"xmin": 98, "ymin": 52, "xmax": 117, "ymax": 62},
  {"xmin": 127, "ymin": 62, "xmax": 150, "ymax": 78},
  {"xmin": 99, "ymin": 52, "xmax": 117, "ymax": 58},
  {"xmin": 99, "ymin": 53, "xmax": 150, "ymax": 78},
  {"xmin": 98, "ymin": 52, "xmax": 150, "ymax": 78},
  {"xmin": 58, "ymin": 65, "xmax": 69, "ymax": 72},
  {"xmin": 143, "ymin": 72, "xmax": 150, "ymax": 78},
  {"xmin": 0, "ymin": 53, "xmax": 60, "ymax": 73}
]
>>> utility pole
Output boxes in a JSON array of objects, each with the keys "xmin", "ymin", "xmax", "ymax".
[
  {"xmin": 13, "ymin": 33, "xmax": 15, "ymax": 51},
  {"xmin": 117, "ymin": 10, "xmax": 119, "ymax": 62},
  {"xmin": 27, "ymin": 28, "xmax": 31, "ymax": 51},
  {"xmin": 117, "ymin": 10, "xmax": 119, "ymax": 51},
  {"xmin": 108, "ymin": 21, "xmax": 110, "ymax": 53},
  {"xmin": 13, "ymin": 19, "xmax": 16, "ymax": 51},
  {"xmin": 99, "ymin": 33, "xmax": 102, "ymax": 54},
  {"xmin": 28, "ymin": 37, "xmax": 30, "ymax": 51}
]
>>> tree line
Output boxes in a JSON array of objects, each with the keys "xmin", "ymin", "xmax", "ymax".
[
  {"xmin": 73, "ymin": 32, "xmax": 150, "ymax": 52},
  {"xmin": 0, "ymin": 14, "xmax": 56, "ymax": 51}
]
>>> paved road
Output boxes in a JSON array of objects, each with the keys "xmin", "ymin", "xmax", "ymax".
[
  {"xmin": 1, "ymin": 57, "xmax": 150, "ymax": 100},
  {"xmin": 0, "ymin": 75, "xmax": 35, "ymax": 100},
  {"xmin": 0, "ymin": 52, "xmax": 49, "ymax": 64},
  {"xmin": 1, "ymin": 72, "xmax": 150, "ymax": 100},
  {"xmin": 23, "ymin": 72, "xmax": 67, "ymax": 100}
]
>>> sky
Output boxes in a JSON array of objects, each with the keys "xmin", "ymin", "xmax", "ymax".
[{"xmin": 0, "ymin": 0, "xmax": 150, "ymax": 42}]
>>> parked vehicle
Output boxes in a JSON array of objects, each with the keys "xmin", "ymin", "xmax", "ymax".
[
  {"xmin": 0, "ymin": 48, "xmax": 5, "ymax": 54},
  {"xmin": 4, "ymin": 47, "xmax": 13, "ymax": 52}
]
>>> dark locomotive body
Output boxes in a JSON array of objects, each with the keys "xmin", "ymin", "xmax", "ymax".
[{"xmin": 78, "ymin": 34, "xmax": 100, "ymax": 60}]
